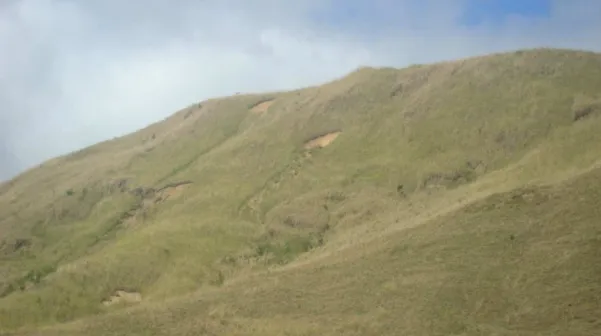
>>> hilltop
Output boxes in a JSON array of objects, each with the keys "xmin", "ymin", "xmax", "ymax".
[{"xmin": 1, "ymin": 48, "xmax": 601, "ymax": 335}]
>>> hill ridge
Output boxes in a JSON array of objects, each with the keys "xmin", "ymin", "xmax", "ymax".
[{"xmin": 2, "ymin": 47, "xmax": 601, "ymax": 335}]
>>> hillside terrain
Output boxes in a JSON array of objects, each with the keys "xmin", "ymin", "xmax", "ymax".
[{"xmin": 1, "ymin": 48, "xmax": 601, "ymax": 335}]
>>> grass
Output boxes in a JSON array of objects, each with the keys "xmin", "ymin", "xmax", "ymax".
[{"xmin": 1, "ymin": 47, "xmax": 601, "ymax": 335}]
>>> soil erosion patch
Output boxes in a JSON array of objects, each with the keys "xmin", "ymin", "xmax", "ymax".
[
  {"xmin": 102, "ymin": 290, "xmax": 142, "ymax": 306},
  {"xmin": 250, "ymin": 99, "xmax": 274, "ymax": 114},
  {"xmin": 304, "ymin": 131, "xmax": 341, "ymax": 149}
]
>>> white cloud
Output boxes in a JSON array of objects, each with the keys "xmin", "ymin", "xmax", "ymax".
[{"xmin": 1, "ymin": 0, "xmax": 600, "ymax": 180}]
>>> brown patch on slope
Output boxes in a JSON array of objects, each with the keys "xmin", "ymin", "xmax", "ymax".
[
  {"xmin": 250, "ymin": 100, "xmax": 275, "ymax": 114},
  {"xmin": 572, "ymin": 96, "xmax": 601, "ymax": 121},
  {"xmin": 303, "ymin": 131, "xmax": 341, "ymax": 149},
  {"xmin": 155, "ymin": 181, "xmax": 192, "ymax": 202},
  {"xmin": 122, "ymin": 181, "xmax": 193, "ymax": 226},
  {"xmin": 102, "ymin": 290, "xmax": 142, "ymax": 306}
]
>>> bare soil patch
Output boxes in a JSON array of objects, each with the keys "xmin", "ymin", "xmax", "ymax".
[
  {"xmin": 102, "ymin": 290, "xmax": 142, "ymax": 306},
  {"xmin": 155, "ymin": 180, "xmax": 192, "ymax": 202},
  {"xmin": 303, "ymin": 131, "xmax": 341, "ymax": 150},
  {"xmin": 250, "ymin": 100, "xmax": 274, "ymax": 114}
]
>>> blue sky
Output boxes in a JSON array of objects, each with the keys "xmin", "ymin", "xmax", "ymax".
[
  {"xmin": 311, "ymin": 0, "xmax": 553, "ymax": 37},
  {"xmin": 461, "ymin": 0, "xmax": 551, "ymax": 26},
  {"xmin": 1, "ymin": 0, "xmax": 601, "ymax": 180}
]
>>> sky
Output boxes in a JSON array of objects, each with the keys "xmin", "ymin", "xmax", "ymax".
[{"xmin": 1, "ymin": 0, "xmax": 601, "ymax": 181}]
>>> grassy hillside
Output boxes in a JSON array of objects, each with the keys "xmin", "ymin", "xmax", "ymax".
[{"xmin": 1, "ymin": 48, "xmax": 601, "ymax": 335}]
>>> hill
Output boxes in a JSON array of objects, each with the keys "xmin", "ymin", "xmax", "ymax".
[{"xmin": 1, "ymin": 48, "xmax": 601, "ymax": 335}]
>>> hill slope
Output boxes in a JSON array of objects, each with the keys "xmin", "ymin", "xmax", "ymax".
[{"xmin": 1, "ymin": 48, "xmax": 601, "ymax": 335}]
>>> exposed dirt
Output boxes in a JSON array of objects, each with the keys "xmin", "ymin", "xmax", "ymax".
[
  {"xmin": 572, "ymin": 99, "xmax": 601, "ymax": 121},
  {"xmin": 102, "ymin": 290, "xmax": 142, "ymax": 306},
  {"xmin": 154, "ymin": 180, "xmax": 193, "ymax": 203},
  {"xmin": 123, "ymin": 181, "xmax": 193, "ymax": 225},
  {"xmin": 303, "ymin": 131, "xmax": 341, "ymax": 149},
  {"xmin": 250, "ymin": 100, "xmax": 274, "ymax": 114}
]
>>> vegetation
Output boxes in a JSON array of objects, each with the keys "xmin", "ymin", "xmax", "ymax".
[{"xmin": 1, "ymin": 48, "xmax": 601, "ymax": 335}]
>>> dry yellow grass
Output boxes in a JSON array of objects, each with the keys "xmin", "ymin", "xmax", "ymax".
[{"xmin": 1, "ymin": 48, "xmax": 601, "ymax": 335}]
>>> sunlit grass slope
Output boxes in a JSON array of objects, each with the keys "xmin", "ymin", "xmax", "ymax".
[{"xmin": 1, "ymin": 48, "xmax": 601, "ymax": 335}]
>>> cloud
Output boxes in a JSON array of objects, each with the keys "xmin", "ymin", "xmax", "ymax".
[{"xmin": 1, "ymin": 0, "xmax": 600, "ymax": 181}]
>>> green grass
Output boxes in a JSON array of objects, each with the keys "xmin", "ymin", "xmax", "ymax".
[{"xmin": 1, "ymin": 48, "xmax": 601, "ymax": 335}]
